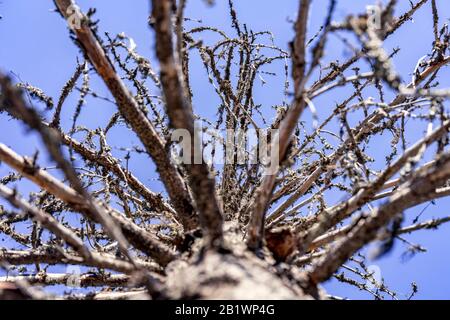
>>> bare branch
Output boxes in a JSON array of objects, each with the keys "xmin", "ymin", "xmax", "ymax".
[
  {"xmin": 151, "ymin": 0, "xmax": 224, "ymax": 247},
  {"xmin": 53, "ymin": 0, "xmax": 197, "ymax": 232},
  {"xmin": 308, "ymin": 152, "xmax": 450, "ymax": 284},
  {"xmin": 0, "ymin": 143, "xmax": 177, "ymax": 266},
  {"xmin": 0, "ymin": 273, "xmax": 130, "ymax": 288},
  {"xmin": 245, "ymin": 0, "xmax": 311, "ymax": 250}
]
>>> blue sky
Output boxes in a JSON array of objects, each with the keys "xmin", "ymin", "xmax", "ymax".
[{"xmin": 0, "ymin": 0, "xmax": 449, "ymax": 299}]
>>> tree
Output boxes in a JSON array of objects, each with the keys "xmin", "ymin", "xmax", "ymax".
[{"xmin": 0, "ymin": 0, "xmax": 449, "ymax": 300}]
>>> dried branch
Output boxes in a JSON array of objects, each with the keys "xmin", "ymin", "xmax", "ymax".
[
  {"xmin": 0, "ymin": 273, "xmax": 130, "ymax": 288},
  {"xmin": 0, "ymin": 143, "xmax": 177, "ymax": 266},
  {"xmin": 245, "ymin": 0, "xmax": 311, "ymax": 250},
  {"xmin": 308, "ymin": 152, "xmax": 450, "ymax": 284},
  {"xmin": 151, "ymin": 0, "xmax": 224, "ymax": 247},
  {"xmin": 53, "ymin": 0, "xmax": 197, "ymax": 232}
]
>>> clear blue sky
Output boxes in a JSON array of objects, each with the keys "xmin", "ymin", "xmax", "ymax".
[{"xmin": 0, "ymin": 0, "xmax": 449, "ymax": 299}]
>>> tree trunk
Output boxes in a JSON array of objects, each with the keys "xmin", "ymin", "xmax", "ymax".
[{"xmin": 165, "ymin": 223, "xmax": 320, "ymax": 300}]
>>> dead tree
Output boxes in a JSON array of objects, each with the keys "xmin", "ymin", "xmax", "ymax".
[{"xmin": 0, "ymin": 0, "xmax": 449, "ymax": 299}]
